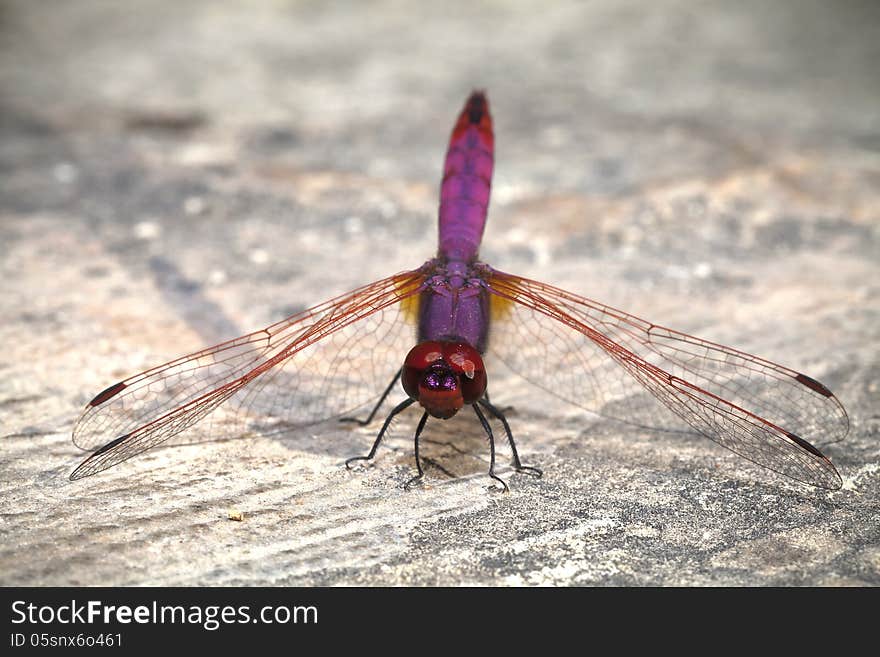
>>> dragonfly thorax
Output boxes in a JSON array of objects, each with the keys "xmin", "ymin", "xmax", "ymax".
[{"xmin": 402, "ymin": 340, "xmax": 487, "ymax": 419}]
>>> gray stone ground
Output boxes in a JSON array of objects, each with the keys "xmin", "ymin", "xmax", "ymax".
[{"xmin": 1, "ymin": 1, "xmax": 878, "ymax": 586}]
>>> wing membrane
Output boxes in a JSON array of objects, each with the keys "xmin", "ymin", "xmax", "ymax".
[
  {"xmin": 487, "ymin": 270, "xmax": 847, "ymax": 489},
  {"xmin": 70, "ymin": 270, "xmax": 425, "ymax": 479}
]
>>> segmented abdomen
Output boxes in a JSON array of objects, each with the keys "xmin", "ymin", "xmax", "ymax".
[{"xmin": 438, "ymin": 92, "xmax": 494, "ymax": 262}]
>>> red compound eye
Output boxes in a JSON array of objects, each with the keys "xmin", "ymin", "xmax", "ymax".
[
  {"xmin": 402, "ymin": 342, "xmax": 445, "ymax": 399},
  {"xmin": 442, "ymin": 342, "xmax": 486, "ymax": 403}
]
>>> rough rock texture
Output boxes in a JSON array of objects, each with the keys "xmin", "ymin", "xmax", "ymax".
[{"xmin": 1, "ymin": 0, "xmax": 877, "ymax": 586}]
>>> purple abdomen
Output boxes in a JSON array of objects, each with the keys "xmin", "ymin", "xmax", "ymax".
[{"xmin": 438, "ymin": 92, "xmax": 494, "ymax": 262}]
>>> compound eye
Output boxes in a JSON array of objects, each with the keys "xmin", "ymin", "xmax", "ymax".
[
  {"xmin": 442, "ymin": 342, "xmax": 487, "ymax": 403},
  {"xmin": 402, "ymin": 342, "xmax": 445, "ymax": 399}
]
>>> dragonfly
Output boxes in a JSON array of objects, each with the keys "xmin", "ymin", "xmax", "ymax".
[{"xmin": 70, "ymin": 91, "xmax": 849, "ymax": 491}]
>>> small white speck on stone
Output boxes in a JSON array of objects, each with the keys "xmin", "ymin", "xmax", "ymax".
[
  {"xmin": 492, "ymin": 182, "xmax": 527, "ymax": 204},
  {"xmin": 367, "ymin": 158, "xmax": 393, "ymax": 176},
  {"xmin": 531, "ymin": 237, "xmax": 552, "ymax": 267},
  {"xmin": 184, "ymin": 196, "xmax": 207, "ymax": 216},
  {"xmin": 208, "ymin": 269, "xmax": 228, "ymax": 285},
  {"xmin": 540, "ymin": 124, "xmax": 567, "ymax": 147},
  {"xmin": 53, "ymin": 162, "xmax": 77, "ymax": 184},
  {"xmin": 379, "ymin": 201, "xmax": 398, "ymax": 219},
  {"xmin": 665, "ymin": 264, "xmax": 688, "ymax": 280},
  {"xmin": 345, "ymin": 215, "xmax": 363, "ymax": 234},
  {"xmin": 694, "ymin": 262, "xmax": 713, "ymax": 279},
  {"xmin": 299, "ymin": 230, "xmax": 320, "ymax": 249},
  {"xmin": 249, "ymin": 248, "xmax": 269, "ymax": 265},
  {"xmin": 505, "ymin": 227, "xmax": 528, "ymax": 244},
  {"xmin": 629, "ymin": 524, "xmax": 660, "ymax": 538},
  {"xmin": 134, "ymin": 221, "xmax": 161, "ymax": 240},
  {"xmin": 177, "ymin": 142, "xmax": 233, "ymax": 166}
]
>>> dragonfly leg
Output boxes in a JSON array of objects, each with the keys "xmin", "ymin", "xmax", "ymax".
[
  {"xmin": 345, "ymin": 397, "xmax": 414, "ymax": 469},
  {"xmin": 404, "ymin": 411, "xmax": 430, "ymax": 490},
  {"xmin": 478, "ymin": 398, "xmax": 543, "ymax": 478},
  {"xmin": 340, "ymin": 368, "xmax": 402, "ymax": 426},
  {"xmin": 473, "ymin": 403, "xmax": 509, "ymax": 493}
]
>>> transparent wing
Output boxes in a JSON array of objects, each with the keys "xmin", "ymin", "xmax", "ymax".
[
  {"xmin": 70, "ymin": 270, "xmax": 426, "ymax": 479},
  {"xmin": 486, "ymin": 270, "xmax": 848, "ymax": 489}
]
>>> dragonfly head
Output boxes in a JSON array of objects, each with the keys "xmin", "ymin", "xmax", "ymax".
[{"xmin": 402, "ymin": 340, "xmax": 487, "ymax": 419}]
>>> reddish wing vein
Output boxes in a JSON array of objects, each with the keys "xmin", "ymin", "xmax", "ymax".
[
  {"xmin": 487, "ymin": 270, "xmax": 847, "ymax": 489},
  {"xmin": 70, "ymin": 271, "xmax": 425, "ymax": 479}
]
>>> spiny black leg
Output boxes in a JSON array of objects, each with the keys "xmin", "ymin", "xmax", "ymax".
[
  {"xmin": 345, "ymin": 397, "xmax": 414, "ymax": 469},
  {"xmin": 404, "ymin": 411, "xmax": 430, "ymax": 490},
  {"xmin": 479, "ymin": 398, "xmax": 542, "ymax": 478},
  {"xmin": 340, "ymin": 368, "xmax": 402, "ymax": 426},
  {"xmin": 473, "ymin": 403, "xmax": 509, "ymax": 493}
]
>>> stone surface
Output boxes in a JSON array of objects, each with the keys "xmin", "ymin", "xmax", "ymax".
[{"xmin": 0, "ymin": 0, "xmax": 877, "ymax": 586}]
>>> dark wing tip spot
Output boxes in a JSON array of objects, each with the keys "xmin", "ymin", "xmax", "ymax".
[
  {"xmin": 91, "ymin": 433, "xmax": 131, "ymax": 457},
  {"xmin": 786, "ymin": 431, "xmax": 842, "ymax": 490},
  {"xmin": 785, "ymin": 431, "xmax": 826, "ymax": 459},
  {"xmin": 795, "ymin": 373, "xmax": 833, "ymax": 398},
  {"xmin": 89, "ymin": 381, "xmax": 127, "ymax": 407},
  {"xmin": 70, "ymin": 433, "xmax": 131, "ymax": 480}
]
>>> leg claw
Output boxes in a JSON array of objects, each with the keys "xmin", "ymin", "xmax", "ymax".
[
  {"xmin": 404, "ymin": 475, "xmax": 424, "ymax": 491},
  {"xmin": 488, "ymin": 474, "xmax": 510, "ymax": 494},
  {"xmin": 345, "ymin": 456, "xmax": 372, "ymax": 470},
  {"xmin": 517, "ymin": 465, "xmax": 543, "ymax": 478}
]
